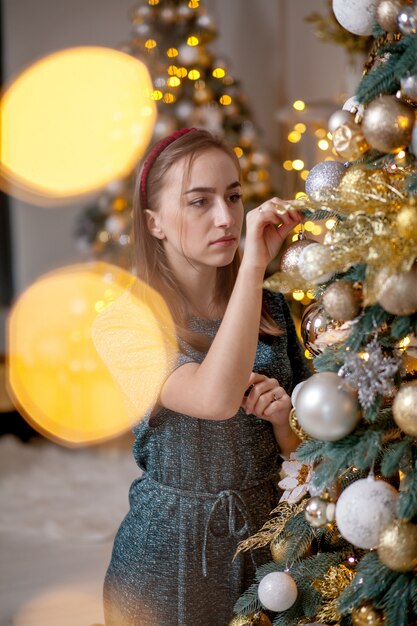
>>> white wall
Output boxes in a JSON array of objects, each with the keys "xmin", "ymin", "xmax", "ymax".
[{"xmin": 2, "ymin": 0, "xmax": 348, "ymax": 298}]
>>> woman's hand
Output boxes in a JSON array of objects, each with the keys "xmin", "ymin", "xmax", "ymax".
[
  {"xmin": 241, "ymin": 372, "xmax": 292, "ymax": 426},
  {"xmin": 242, "ymin": 198, "xmax": 302, "ymax": 271}
]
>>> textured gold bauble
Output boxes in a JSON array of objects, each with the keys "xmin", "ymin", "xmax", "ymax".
[
  {"xmin": 396, "ymin": 201, "xmax": 417, "ymax": 239},
  {"xmin": 378, "ymin": 519, "xmax": 417, "ymax": 572},
  {"xmin": 377, "ymin": 266, "xmax": 417, "ymax": 315},
  {"xmin": 332, "ymin": 121, "xmax": 370, "ymax": 161},
  {"xmin": 278, "ymin": 237, "xmax": 315, "ymax": 273},
  {"xmin": 289, "ymin": 407, "xmax": 309, "ymax": 440},
  {"xmin": 392, "ymin": 381, "xmax": 417, "ymax": 436},
  {"xmin": 375, "ymin": 0, "xmax": 405, "ymax": 32},
  {"xmin": 362, "ymin": 95, "xmax": 415, "ymax": 153},
  {"xmin": 228, "ymin": 612, "xmax": 272, "ymax": 626},
  {"xmin": 322, "ymin": 280, "xmax": 362, "ymax": 321},
  {"xmin": 352, "ymin": 602, "xmax": 385, "ymax": 626},
  {"xmin": 270, "ymin": 533, "xmax": 293, "ymax": 563}
]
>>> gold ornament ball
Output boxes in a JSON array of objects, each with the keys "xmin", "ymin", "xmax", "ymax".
[
  {"xmin": 228, "ymin": 612, "xmax": 272, "ymax": 626},
  {"xmin": 332, "ymin": 121, "xmax": 370, "ymax": 161},
  {"xmin": 392, "ymin": 381, "xmax": 417, "ymax": 436},
  {"xmin": 362, "ymin": 95, "xmax": 415, "ymax": 153},
  {"xmin": 396, "ymin": 202, "xmax": 417, "ymax": 239},
  {"xmin": 322, "ymin": 280, "xmax": 362, "ymax": 321},
  {"xmin": 279, "ymin": 237, "xmax": 315, "ymax": 273},
  {"xmin": 300, "ymin": 301, "xmax": 341, "ymax": 356},
  {"xmin": 352, "ymin": 602, "xmax": 385, "ymax": 626},
  {"xmin": 270, "ymin": 534, "xmax": 292, "ymax": 563},
  {"xmin": 377, "ymin": 266, "xmax": 417, "ymax": 316},
  {"xmin": 375, "ymin": 0, "xmax": 405, "ymax": 32},
  {"xmin": 378, "ymin": 519, "xmax": 417, "ymax": 572}
]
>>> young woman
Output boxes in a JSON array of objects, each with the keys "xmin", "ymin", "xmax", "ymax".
[{"xmin": 102, "ymin": 128, "xmax": 311, "ymax": 625}]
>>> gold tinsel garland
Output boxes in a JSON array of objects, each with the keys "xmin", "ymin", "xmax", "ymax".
[
  {"xmin": 265, "ymin": 167, "xmax": 417, "ymax": 304},
  {"xmin": 312, "ymin": 564, "xmax": 356, "ymax": 624},
  {"xmin": 234, "ymin": 500, "xmax": 306, "ymax": 558}
]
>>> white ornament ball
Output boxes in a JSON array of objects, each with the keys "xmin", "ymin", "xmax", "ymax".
[
  {"xmin": 332, "ymin": 0, "xmax": 377, "ymax": 36},
  {"xmin": 328, "ymin": 109, "xmax": 353, "ymax": 133},
  {"xmin": 294, "ymin": 371, "xmax": 360, "ymax": 441},
  {"xmin": 298, "ymin": 243, "xmax": 334, "ymax": 284},
  {"xmin": 335, "ymin": 477, "xmax": 398, "ymax": 549},
  {"xmin": 257, "ymin": 571, "xmax": 298, "ymax": 612},
  {"xmin": 305, "ymin": 161, "xmax": 346, "ymax": 199},
  {"xmin": 291, "ymin": 381, "xmax": 306, "ymax": 407}
]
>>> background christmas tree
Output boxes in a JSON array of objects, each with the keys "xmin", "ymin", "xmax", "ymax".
[
  {"xmin": 74, "ymin": 0, "xmax": 275, "ymax": 270},
  {"xmin": 231, "ymin": 1, "xmax": 417, "ymax": 625}
]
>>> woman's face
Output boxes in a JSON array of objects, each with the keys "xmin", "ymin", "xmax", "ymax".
[{"xmin": 148, "ymin": 147, "xmax": 244, "ymax": 274}]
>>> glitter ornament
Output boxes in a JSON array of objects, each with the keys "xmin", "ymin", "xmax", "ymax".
[
  {"xmin": 400, "ymin": 73, "xmax": 417, "ymax": 103},
  {"xmin": 328, "ymin": 109, "xmax": 353, "ymax": 133},
  {"xmin": 332, "ymin": 121, "xmax": 370, "ymax": 161},
  {"xmin": 305, "ymin": 161, "xmax": 346, "ymax": 200},
  {"xmin": 338, "ymin": 335, "xmax": 400, "ymax": 410},
  {"xmin": 278, "ymin": 234, "xmax": 315, "ymax": 273},
  {"xmin": 300, "ymin": 301, "xmax": 342, "ymax": 356},
  {"xmin": 378, "ymin": 519, "xmax": 417, "ymax": 572},
  {"xmin": 322, "ymin": 280, "xmax": 362, "ymax": 321},
  {"xmin": 361, "ymin": 95, "xmax": 415, "ymax": 153},
  {"xmin": 375, "ymin": 0, "xmax": 405, "ymax": 32},
  {"xmin": 377, "ymin": 266, "xmax": 417, "ymax": 315},
  {"xmin": 392, "ymin": 381, "xmax": 417, "ymax": 436},
  {"xmin": 397, "ymin": 4, "xmax": 417, "ymax": 34},
  {"xmin": 396, "ymin": 201, "xmax": 417, "ymax": 238},
  {"xmin": 352, "ymin": 602, "xmax": 385, "ymax": 626},
  {"xmin": 335, "ymin": 477, "xmax": 398, "ymax": 549},
  {"xmin": 298, "ymin": 243, "xmax": 334, "ymax": 284},
  {"xmin": 294, "ymin": 371, "xmax": 360, "ymax": 441},
  {"xmin": 332, "ymin": 0, "xmax": 378, "ymax": 35},
  {"xmin": 229, "ymin": 612, "xmax": 272, "ymax": 626},
  {"xmin": 257, "ymin": 571, "xmax": 298, "ymax": 612}
]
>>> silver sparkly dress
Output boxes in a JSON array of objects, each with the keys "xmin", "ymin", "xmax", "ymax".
[{"xmin": 103, "ymin": 291, "xmax": 311, "ymax": 626}]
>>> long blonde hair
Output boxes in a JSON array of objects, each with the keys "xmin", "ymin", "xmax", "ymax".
[{"xmin": 133, "ymin": 128, "xmax": 281, "ymax": 349}]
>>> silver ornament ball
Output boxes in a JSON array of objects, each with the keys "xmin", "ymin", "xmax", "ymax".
[
  {"xmin": 328, "ymin": 109, "xmax": 353, "ymax": 134},
  {"xmin": 397, "ymin": 5, "xmax": 417, "ymax": 35},
  {"xmin": 294, "ymin": 371, "xmax": 360, "ymax": 441},
  {"xmin": 305, "ymin": 161, "xmax": 346, "ymax": 199},
  {"xmin": 401, "ymin": 73, "xmax": 417, "ymax": 103},
  {"xmin": 305, "ymin": 496, "xmax": 329, "ymax": 528},
  {"xmin": 332, "ymin": 0, "xmax": 377, "ymax": 35}
]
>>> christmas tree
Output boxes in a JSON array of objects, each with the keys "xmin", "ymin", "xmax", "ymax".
[
  {"xmin": 74, "ymin": 0, "xmax": 274, "ymax": 269},
  {"xmin": 232, "ymin": 2, "xmax": 417, "ymax": 625}
]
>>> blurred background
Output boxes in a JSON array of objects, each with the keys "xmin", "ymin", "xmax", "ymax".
[{"xmin": 0, "ymin": 1, "xmax": 357, "ymax": 624}]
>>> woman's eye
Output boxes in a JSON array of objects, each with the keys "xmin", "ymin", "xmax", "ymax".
[
  {"xmin": 229, "ymin": 193, "xmax": 243, "ymax": 203},
  {"xmin": 189, "ymin": 197, "xmax": 207, "ymax": 208}
]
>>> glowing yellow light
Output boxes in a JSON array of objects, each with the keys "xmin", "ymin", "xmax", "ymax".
[
  {"xmin": 0, "ymin": 47, "xmax": 156, "ymax": 204},
  {"xmin": 306, "ymin": 290, "xmax": 315, "ymax": 299},
  {"xmin": 220, "ymin": 95, "xmax": 232, "ymax": 105},
  {"xmin": 359, "ymin": 352, "xmax": 370, "ymax": 361},
  {"xmin": 148, "ymin": 0, "xmax": 159, "ymax": 5},
  {"xmin": 177, "ymin": 67, "xmax": 188, "ymax": 78},
  {"xmin": 187, "ymin": 36, "xmax": 199, "ymax": 46},
  {"xmin": 288, "ymin": 131, "xmax": 302, "ymax": 143},
  {"xmin": 397, "ymin": 150, "xmax": 406, "ymax": 159},
  {"xmin": 304, "ymin": 349, "xmax": 313, "ymax": 360},
  {"xmin": 151, "ymin": 89, "xmax": 163, "ymax": 100},
  {"xmin": 188, "ymin": 69, "xmax": 200, "ymax": 80},
  {"xmin": 318, "ymin": 139, "xmax": 330, "ymax": 150},
  {"xmin": 213, "ymin": 67, "xmax": 226, "ymax": 78},
  {"xmin": 189, "ymin": 0, "xmax": 200, "ymax": 7},
  {"xmin": 312, "ymin": 225, "xmax": 322, "ymax": 236},
  {"xmin": 300, "ymin": 170, "xmax": 309, "ymax": 181},
  {"xmin": 327, "ymin": 132, "xmax": 333, "ymax": 139},
  {"xmin": 398, "ymin": 336, "xmax": 411, "ymax": 349},
  {"xmin": 163, "ymin": 92, "xmax": 176, "ymax": 103},
  {"xmin": 325, "ymin": 156, "xmax": 335, "ymax": 161},
  {"xmin": 292, "ymin": 159, "xmax": 304, "ymax": 171},
  {"xmin": 293, "ymin": 290, "xmax": 305, "ymax": 301},
  {"xmin": 7, "ymin": 263, "xmax": 177, "ymax": 445},
  {"xmin": 112, "ymin": 197, "xmax": 127, "ymax": 212},
  {"xmin": 283, "ymin": 160, "xmax": 293, "ymax": 171},
  {"xmin": 295, "ymin": 192, "xmax": 308, "ymax": 199},
  {"xmin": 295, "ymin": 123, "xmax": 306, "ymax": 133},
  {"xmin": 304, "ymin": 220, "xmax": 315, "ymax": 231},
  {"xmin": 315, "ymin": 128, "xmax": 326, "ymax": 138},
  {"xmin": 294, "ymin": 224, "xmax": 302, "ymax": 232},
  {"xmin": 293, "ymin": 100, "xmax": 305, "ymax": 111},
  {"xmin": 167, "ymin": 47, "xmax": 178, "ymax": 58},
  {"xmin": 234, "ymin": 146, "xmax": 244, "ymax": 158},
  {"xmin": 167, "ymin": 65, "xmax": 178, "ymax": 76},
  {"xmin": 167, "ymin": 76, "xmax": 181, "ymax": 87},
  {"xmin": 292, "ymin": 234, "xmax": 299, "ymax": 242},
  {"xmin": 145, "ymin": 39, "xmax": 157, "ymax": 49},
  {"xmin": 326, "ymin": 218, "xmax": 337, "ymax": 229}
]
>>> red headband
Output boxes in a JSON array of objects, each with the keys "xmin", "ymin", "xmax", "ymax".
[{"xmin": 140, "ymin": 127, "xmax": 197, "ymax": 210}]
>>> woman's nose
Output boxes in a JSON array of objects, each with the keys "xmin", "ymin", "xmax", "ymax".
[{"xmin": 214, "ymin": 200, "xmax": 234, "ymax": 227}]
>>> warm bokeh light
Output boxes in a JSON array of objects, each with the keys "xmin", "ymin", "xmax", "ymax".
[
  {"xmin": 292, "ymin": 159, "xmax": 304, "ymax": 171},
  {"xmin": 0, "ymin": 47, "xmax": 156, "ymax": 204},
  {"xmin": 7, "ymin": 263, "xmax": 177, "ymax": 446},
  {"xmin": 293, "ymin": 100, "xmax": 305, "ymax": 111}
]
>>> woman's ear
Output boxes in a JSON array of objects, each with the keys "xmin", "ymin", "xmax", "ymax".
[{"xmin": 145, "ymin": 210, "xmax": 165, "ymax": 240}]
